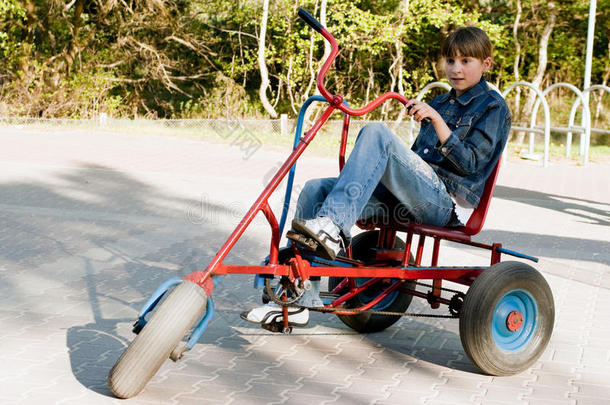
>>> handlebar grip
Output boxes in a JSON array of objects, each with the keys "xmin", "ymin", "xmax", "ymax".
[
  {"xmin": 298, "ymin": 8, "xmax": 324, "ymax": 33},
  {"xmin": 406, "ymin": 104, "xmax": 432, "ymax": 125}
]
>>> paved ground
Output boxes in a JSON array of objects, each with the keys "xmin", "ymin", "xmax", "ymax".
[{"xmin": 0, "ymin": 127, "xmax": 609, "ymax": 405}]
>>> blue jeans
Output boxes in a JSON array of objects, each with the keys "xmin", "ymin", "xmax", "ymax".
[
  {"xmin": 295, "ymin": 123, "xmax": 455, "ymax": 238},
  {"xmin": 292, "ymin": 123, "xmax": 455, "ymax": 307}
]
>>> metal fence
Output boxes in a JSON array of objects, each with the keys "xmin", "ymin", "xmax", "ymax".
[
  {"xmin": 0, "ymin": 115, "xmax": 420, "ymax": 144},
  {"xmin": 3, "ymin": 79, "xmax": 608, "ymax": 166}
]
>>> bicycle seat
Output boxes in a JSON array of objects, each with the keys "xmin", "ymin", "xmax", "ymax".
[{"xmin": 360, "ymin": 158, "xmax": 502, "ymax": 243}]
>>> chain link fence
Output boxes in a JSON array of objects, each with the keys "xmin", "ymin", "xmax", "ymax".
[
  {"xmin": 0, "ymin": 115, "xmax": 418, "ymax": 137},
  {"xmin": 0, "ymin": 115, "xmax": 420, "ymax": 158}
]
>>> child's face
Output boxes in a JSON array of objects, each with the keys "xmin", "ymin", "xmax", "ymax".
[{"xmin": 444, "ymin": 53, "xmax": 492, "ymax": 96}]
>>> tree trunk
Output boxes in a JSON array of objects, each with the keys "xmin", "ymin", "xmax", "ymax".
[
  {"xmin": 320, "ymin": 0, "xmax": 331, "ymax": 67},
  {"xmin": 515, "ymin": 2, "xmax": 557, "ymax": 146},
  {"xmin": 20, "ymin": 0, "xmax": 37, "ymax": 76},
  {"xmin": 365, "ymin": 63, "xmax": 374, "ymax": 106},
  {"xmin": 392, "ymin": 1, "xmax": 409, "ymax": 128},
  {"xmin": 594, "ymin": 44, "xmax": 610, "ymax": 124},
  {"xmin": 64, "ymin": 0, "xmax": 86, "ymax": 74},
  {"xmin": 258, "ymin": 0, "xmax": 278, "ymax": 118},
  {"xmin": 303, "ymin": 0, "xmax": 325, "ymax": 126},
  {"xmin": 512, "ymin": 0, "xmax": 522, "ymax": 124}
]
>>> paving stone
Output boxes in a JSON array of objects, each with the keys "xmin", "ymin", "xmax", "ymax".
[
  {"xmin": 573, "ymin": 370, "xmax": 610, "ymax": 386},
  {"xmin": 327, "ymin": 391, "xmax": 389, "ymax": 405},
  {"xmin": 570, "ymin": 383, "xmax": 610, "ymax": 399},
  {"xmin": 229, "ymin": 392, "xmax": 285, "ymax": 404},
  {"xmin": 474, "ymin": 385, "xmax": 531, "ymax": 404},
  {"xmin": 519, "ymin": 400, "xmax": 576, "ymax": 405},
  {"xmin": 441, "ymin": 374, "xmax": 489, "ymax": 390},
  {"xmin": 172, "ymin": 396, "xmax": 226, "ymax": 405},
  {"xmin": 533, "ymin": 371, "xmax": 579, "ymax": 388},
  {"xmin": 1, "ymin": 130, "xmax": 609, "ymax": 404},
  {"xmin": 581, "ymin": 348, "xmax": 610, "ymax": 366},
  {"xmin": 430, "ymin": 386, "xmax": 485, "ymax": 403},
  {"xmin": 354, "ymin": 366, "xmax": 410, "ymax": 382},
  {"xmin": 536, "ymin": 361, "xmax": 580, "ymax": 374},
  {"xmin": 257, "ymin": 367, "xmax": 312, "ymax": 385},
  {"xmin": 523, "ymin": 386, "xmax": 575, "ymax": 402},
  {"xmin": 375, "ymin": 400, "xmax": 422, "ymax": 405},
  {"xmin": 335, "ymin": 377, "xmax": 392, "ymax": 396},
  {"xmin": 147, "ymin": 373, "xmax": 214, "ymax": 397},
  {"xmin": 569, "ymin": 396, "xmax": 610, "ymax": 405},
  {"xmin": 271, "ymin": 357, "xmax": 328, "ymax": 376},
  {"xmin": 173, "ymin": 382, "xmax": 243, "ymax": 402},
  {"xmin": 294, "ymin": 377, "xmax": 351, "ymax": 395},
  {"xmin": 227, "ymin": 381, "xmax": 295, "ymax": 403},
  {"xmin": 388, "ymin": 375, "xmax": 445, "ymax": 394},
  {"xmin": 552, "ymin": 348, "xmax": 583, "ymax": 363},
  {"xmin": 310, "ymin": 365, "xmax": 362, "ymax": 384},
  {"xmin": 280, "ymin": 391, "xmax": 338, "ymax": 404}
]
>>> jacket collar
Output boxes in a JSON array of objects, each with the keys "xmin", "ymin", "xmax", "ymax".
[{"xmin": 437, "ymin": 78, "xmax": 488, "ymax": 106}]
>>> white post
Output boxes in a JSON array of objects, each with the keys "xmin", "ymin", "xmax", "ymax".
[
  {"xmin": 280, "ymin": 113, "xmax": 288, "ymax": 135},
  {"xmin": 531, "ymin": 83, "xmax": 589, "ymax": 164},
  {"xmin": 581, "ymin": 0, "xmax": 597, "ymax": 164},
  {"xmin": 503, "ymin": 81, "xmax": 552, "ymax": 167},
  {"xmin": 99, "ymin": 113, "xmax": 108, "ymax": 128}
]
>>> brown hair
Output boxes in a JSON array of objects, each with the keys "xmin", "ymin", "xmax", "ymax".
[{"xmin": 441, "ymin": 26, "xmax": 492, "ymax": 61}]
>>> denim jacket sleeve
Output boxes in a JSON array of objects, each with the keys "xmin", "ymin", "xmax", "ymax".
[{"xmin": 434, "ymin": 98, "xmax": 511, "ymax": 176}]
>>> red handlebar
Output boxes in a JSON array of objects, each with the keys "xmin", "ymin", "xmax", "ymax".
[{"xmin": 298, "ymin": 8, "xmax": 409, "ymax": 117}]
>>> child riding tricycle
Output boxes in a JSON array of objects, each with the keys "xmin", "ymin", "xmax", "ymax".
[{"xmin": 108, "ymin": 8, "xmax": 554, "ymax": 399}]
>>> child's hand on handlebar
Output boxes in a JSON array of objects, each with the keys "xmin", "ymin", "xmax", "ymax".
[{"xmin": 405, "ymin": 100, "xmax": 442, "ymax": 124}]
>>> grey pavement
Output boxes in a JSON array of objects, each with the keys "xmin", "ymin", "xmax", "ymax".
[{"xmin": 0, "ymin": 127, "xmax": 609, "ymax": 405}]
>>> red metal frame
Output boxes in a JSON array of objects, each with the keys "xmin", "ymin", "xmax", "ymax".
[{"xmin": 184, "ymin": 18, "xmax": 506, "ymax": 315}]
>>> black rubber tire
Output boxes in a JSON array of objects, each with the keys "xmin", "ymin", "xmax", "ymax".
[
  {"xmin": 328, "ymin": 231, "xmax": 415, "ymax": 333},
  {"xmin": 459, "ymin": 261, "xmax": 554, "ymax": 376},
  {"xmin": 108, "ymin": 281, "xmax": 207, "ymax": 398}
]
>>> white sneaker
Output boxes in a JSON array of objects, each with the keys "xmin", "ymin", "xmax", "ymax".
[
  {"xmin": 240, "ymin": 303, "xmax": 309, "ymax": 326},
  {"xmin": 288, "ymin": 217, "xmax": 345, "ymax": 260}
]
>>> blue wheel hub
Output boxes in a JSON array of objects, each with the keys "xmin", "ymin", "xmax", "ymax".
[{"xmin": 492, "ymin": 289, "xmax": 538, "ymax": 351}]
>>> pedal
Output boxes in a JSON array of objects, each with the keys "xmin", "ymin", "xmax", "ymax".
[
  {"xmin": 286, "ymin": 231, "xmax": 318, "ymax": 251},
  {"xmin": 261, "ymin": 321, "xmax": 293, "ymax": 334},
  {"xmin": 261, "ymin": 290, "xmax": 270, "ymax": 304}
]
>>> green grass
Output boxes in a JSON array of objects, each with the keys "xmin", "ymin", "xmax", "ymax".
[
  {"xmin": 3, "ymin": 118, "xmax": 609, "ymax": 164},
  {"xmin": 505, "ymin": 138, "xmax": 610, "ymax": 164}
]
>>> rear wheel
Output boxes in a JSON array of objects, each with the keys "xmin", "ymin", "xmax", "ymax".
[
  {"xmin": 108, "ymin": 281, "xmax": 207, "ymax": 398},
  {"xmin": 328, "ymin": 231, "xmax": 415, "ymax": 333},
  {"xmin": 459, "ymin": 261, "xmax": 554, "ymax": 375}
]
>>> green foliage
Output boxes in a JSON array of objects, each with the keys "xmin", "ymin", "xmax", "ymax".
[
  {"xmin": 0, "ymin": 0, "xmax": 25, "ymax": 60},
  {"xmin": 0, "ymin": 0, "xmax": 608, "ymax": 125}
]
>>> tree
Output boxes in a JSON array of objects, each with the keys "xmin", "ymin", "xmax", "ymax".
[
  {"xmin": 0, "ymin": 0, "xmax": 608, "ymax": 126},
  {"xmin": 257, "ymin": 0, "xmax": 278, "ymax": 118},
  {"xmin": 514, "ymin": 1, "xmax": 558, "ymax": 146}
]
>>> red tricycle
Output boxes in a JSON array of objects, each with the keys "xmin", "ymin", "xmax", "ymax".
[{"xmin": 108, "ymin": 8, "xmax": 554, "ymax": 399}]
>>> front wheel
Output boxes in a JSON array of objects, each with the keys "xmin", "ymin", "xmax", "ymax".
[
  {"xmin": 108, "ymin": 281, "xmax": 207, "ymax": 399},
  {"xmin": 459, "ymin": 261, "xmax": 554, "ymax": 376}
]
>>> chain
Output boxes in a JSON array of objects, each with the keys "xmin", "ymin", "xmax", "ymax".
[
  {"xmin": 265, "ymin": 276, "xmax": 464, "ymax": 319},
  {"xmin": 297, "ymin": 304, "xmax": 459, "ymax": 319},
  {"xmin": 411, "ymin": 280, "xmax": 465, "ymax": 296}
]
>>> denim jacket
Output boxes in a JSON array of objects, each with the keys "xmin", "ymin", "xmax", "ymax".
[{"xmin": 411, "ymin": 78, "xmax": 511, "ymax": 207}]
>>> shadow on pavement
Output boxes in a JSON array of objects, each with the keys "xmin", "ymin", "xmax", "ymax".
[
  {"xmin": 6, "ymin": 163, "xmax": 605, "ymax": 400},
  {"xmin": 494, "ymin": 185, "xmax": 610, "ymax": 227},
  {"xmin": 477, "ymin": 229, "xmax": 610, "ymax": 267},
  {"xmin": 0, "ymin": 162, "xmax": 267, "ymax": 397}
]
